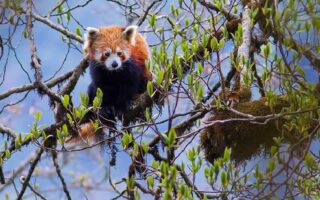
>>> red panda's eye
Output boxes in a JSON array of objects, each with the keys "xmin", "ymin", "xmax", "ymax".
[
  {"xmin": 104, "ymin": 52, "xmax": 111, "ymax": 57},
  {"xmin": 117, "ymin": 52, "xmax": 123, "ymax": 56}
]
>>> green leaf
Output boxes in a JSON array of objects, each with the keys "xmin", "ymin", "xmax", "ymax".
[
  {"xmin": 62, "ymin": 124, "xmax": 69, "ymax": 137},
  {"xmin": 34, "ymin": 112, "xmax": 42, "ymax": 122},
  {"xmin": 166, "ymin": 128, "xmax": 176, "ymax": 147},
  {"xmin": 141, "ymin": 141, "xmax": 149, "ymax": 153},
  {"xmin": 185, "ymin": 18, "xmax": 190, "ymax": 26},
  {"xmin": 219, "ymin": 39, "xmax": 225, "ymax": 49},
  {"xmin": 121, "ymin": 132, "xmax": 133, "ymax": 149},
  {"xmin": 66, "ymin": 113, "xmax": 74, "ymax": 125},
  {"xmin": 57, "ymin": 5, "xmax": 63, "ymax": 14},
  {"xmin": 262, "ymin": 43, "xmax": 271, "ymax": 58},
  {"xmin": 146, "ymin": 176, "xmax": 154, "ymax": 188},
  {"xmin": 221, "ymin": 170, "xmax": 228, "ymax": 187},
  {"xmin": 156, "ymin": 69, "xmax": 164, "ymax": 85},
  {"xmin": 270, "ymin": 146, "xmax": 278, "ymax": 156},
  {"xmin": 133, "ymin": 143, "xmax": 140, "ymax": 157},
  {"xmin": 80, "ymin": 93, "xmax": 89, "ymax": 108},
  {"xmin": 91, "ymin": 120, "xmax": 99, "ymax": 133},
  {"xmin": 223, "ymin": 147, "xmax": 231, "ymax": 162},
  {"xmin": 267, "ymin": 159, "xmax": 275, "ymax": 173},
  {"xmin": 5, "ymin": 150, "xmax": 10, "ymax": 159},
  {"xmin": 151, "ymin": 160, "xmax": 159, "ymax": 169},
  {"xmin": 295, "ymin": 65, "xmax": 305, "ymax": 76},
  {"xmin": 15, "ymin": 133, "xmax": 22, "ymax": 149},
  {"xmin": 93, "ymin": 88, "xmax": 103, "ymax": 110},
  {"xmin": 312, "ymin": 16, "xmax": 320, "ymax": 31},
  {"xmin": 75, "ymin": 27, "xmax": 82, "ymax": 37},
  {"xmin": 187, "ymin": 148, "xmax": 195, "ymax": 161},
  {"xmin": 305, "ymin": 153, "xmax": 314, "ymax": 169},
  {"xmin": 148, "ymin": 14, "xmax": 156, "ymax": 28},
  {"xmin": 24, "ymin": 133, "xmax": 34, "ymax": 142},
  {"xmin": 66, "ymin": 12, "xmax": 71, "ymax": 22},
  {"xmin": 197, "ymin": 63, "xmax": 203, "ymax": 74},
  {"xmin": 210, "ymin": 37, "xmax": 218, "ymax": 51},
  {"xmin": 196, "ymin": 86, "xmax": 203, "ymax": 101},
  {"xmin": 61, "ymin": 94, "xmax": 70, "ymax": 109},
  {"xmin": 147, "ymin": 81, "xmax": 153, "ymax": 96}
]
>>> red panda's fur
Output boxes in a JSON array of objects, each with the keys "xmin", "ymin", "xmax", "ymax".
[
  {"xmin": 69, "ymin": 25, "xmax": 151, "ymax": 144},
  {"xmin": 85, "ymin": 26, "xmax": 151, "ymax": 79}
]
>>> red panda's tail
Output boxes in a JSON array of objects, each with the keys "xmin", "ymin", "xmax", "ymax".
[{"xmin": 66, "ymin": 123, "xmax": 96, "ymax": 144}]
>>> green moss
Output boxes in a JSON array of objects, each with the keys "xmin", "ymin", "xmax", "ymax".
[{"xmin": 201, "ymin": 96, "xmax": 290, "ymax": 163}]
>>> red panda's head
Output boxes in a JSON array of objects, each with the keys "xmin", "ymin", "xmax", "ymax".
[{"xmin": 83, "ymin": 25, "xmax": 138, "ymax": 71}]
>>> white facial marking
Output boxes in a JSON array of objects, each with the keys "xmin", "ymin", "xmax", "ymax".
[{"xmin": 105, "ymin": 53, "xmax": 122, "ymax": 71}]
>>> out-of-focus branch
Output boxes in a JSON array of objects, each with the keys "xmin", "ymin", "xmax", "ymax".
[
  {"xmin": 0, "ymin": 150, "xmax": 41, "ymax": 192},
  {"xmin": 16, "ymin": 147, "xmax": 44, "ymax": 200},
  {"xmin": 5, "ymin": 4, "xmax": 83, "ymax": 43},
  {"xmin": 197, "ymin": 0, "xmax": 239, "ymax": 20},
  {"xmin": 0, "ymin": 167, "xmax": 4, "ymax": 184},
  {"xmin": 51, "ymin": 151, "xmax": 72, "ymax": 200},
  {"xmin": 291, "ymin": 40, "xmax": 320, "ymax": 73},
  {"xmin": 0, "ymin": 124, "xmax": 17, "ymax": 139},
  {"xmin": 26, "ymin": 183, "xmax": 47, "ymax": 200},
  {"xmin": 136, "ymin": 0, "xmax": 161, "ymax": 26}
]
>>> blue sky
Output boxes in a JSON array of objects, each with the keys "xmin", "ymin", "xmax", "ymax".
[{"xmin": 0, "ymin": 0, "xmax": 319, "ymax": 199}]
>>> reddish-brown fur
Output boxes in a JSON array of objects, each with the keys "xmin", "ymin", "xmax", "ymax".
[
  {"xmin": 86, "ymin": 26, "xmax": 151, "ymax": 80},
  {"xmin": 73, "ymin": 26, "xmax": 151, "ymax": 143}
]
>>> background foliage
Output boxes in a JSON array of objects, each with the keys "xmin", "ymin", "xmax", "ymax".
[{"xmin": 0, "ymin": 0, "xmax": 319, "ymax": 199}]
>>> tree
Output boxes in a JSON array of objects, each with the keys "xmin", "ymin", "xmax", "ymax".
[{"xmin": 0, "ymin": 0, "xmax": 319, "ymax": 199}]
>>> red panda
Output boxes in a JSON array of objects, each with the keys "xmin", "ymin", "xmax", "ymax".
[{"xmin": 71, "ymin": 25, "xmax": 151, "ymax": 143}]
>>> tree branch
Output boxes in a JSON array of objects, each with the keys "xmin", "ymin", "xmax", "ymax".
[
  {"xmin": 16, "ymin": 148, "xmax": 44, "ymax": 200},
  {"xmin": 0, "ymin": 124, "xmax": 17, "ymax": 139},
  {"xmin": 51, "ymin": 151, "xmax": 72, "ymax": 200}
]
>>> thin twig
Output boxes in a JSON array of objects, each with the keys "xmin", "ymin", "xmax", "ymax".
[
  {"xmin": 26, "ymin": 182, "xmax": 47, "ymax": 200},
  {"xmin": 0, "ymin": 166, "xmax": 5, "ymax": 184},
  {"xmin": 51, "ymin": 151, "xmax": 72, "ymax": 200},
  {"xmin": 16, "ymin": 148, "xmax": 44, "ymax": 200}
]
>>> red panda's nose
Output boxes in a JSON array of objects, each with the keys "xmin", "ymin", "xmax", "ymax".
[{"xmin": 112, "ymin": 61, "xmax": 118, "ymax": 68}]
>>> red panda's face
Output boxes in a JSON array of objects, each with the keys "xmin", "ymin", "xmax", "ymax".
[
  {"xmin": 93, "ymin": 46, "xmax": 130, "ymax": 71},
  {"xmin": 83, "ymin": 26, "xmax": 138, "ymax": 71}
]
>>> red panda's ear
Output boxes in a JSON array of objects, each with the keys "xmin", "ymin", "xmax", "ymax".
[
  {"xmin": 123, "ymin": 25, "xmax": 138, "ymax": 45},
  {"xmin": 83, "ymin": 27, "xmax": 100, "ymax": 54}
]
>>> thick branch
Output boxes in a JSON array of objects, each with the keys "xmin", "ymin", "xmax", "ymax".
[
  {"xmin": 0, "ymin": 70, "xmax": 74, "ymax": 100},
  {"xmin": 237, "ymin": 5, "xmax": 252, "ymax": 86}
]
